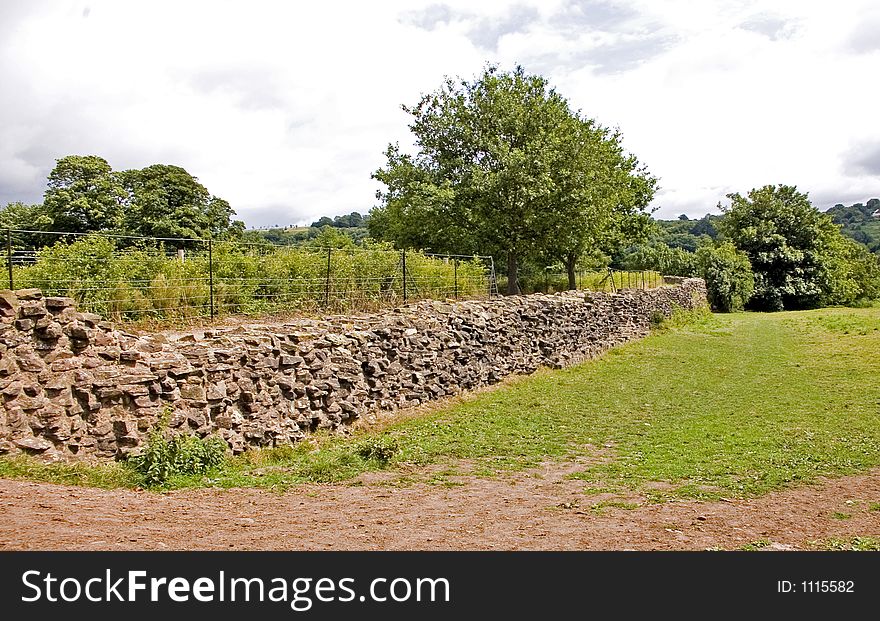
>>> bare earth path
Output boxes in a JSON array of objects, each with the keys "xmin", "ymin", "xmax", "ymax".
[{"xmin": 1, "ymin": 462, "xmax": 878, "ymax": 551}]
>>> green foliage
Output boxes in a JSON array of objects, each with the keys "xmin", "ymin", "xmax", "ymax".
[
  {"xmin": 310, "ymin": 212, "xmax": 367, "ymax": 228},
  {"xmin": 826, "ymin": 198, "xmax": 880, "ymax": 253},
  {"xmin": 43, "ymin": 155, "xmax": 126, "ymax": 233},
  {"xmin": 371, "ymin": 65, "xmax": 655, "ymax": 293},
  {"xmin": 10, "ymin": 155, "xmax": 243, "ymax": 243},
  {"xmin": 128, "ymin": 424, "xmax": 227, "ymax": 487},
  {"xmin": 654, "ymin": 214, "xmax": 720, "ymax": 251},
  {"xmin": 720, "ymin": 184, "xmax": 880, "ymax": 310},
  {"xmin": 355, "ymin": 435, "xmax": 399, "ymax": 464},
  {"xmin": 818, "ymin": 537, "xmax": 880, "ymax": 551},
  {"xmin": 695, "ymin": 242, "xmax": 755, "ymax": 312},
  {"xmin": 119, "ymin": 164, "xmax": 244, "ymax": 240},
  {"xmin": 621, "ymin": 242, "xmax": 698, "ymax": 276},
  {"xmin": 11, "ymin": 234, "xmax": 488, "ymax": 319},
  {"xmin": 0, "ymin": 454, "xmax": 139, "ymax": 488}
]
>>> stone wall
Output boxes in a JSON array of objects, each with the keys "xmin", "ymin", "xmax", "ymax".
[{"xmin": 0, "ymin": 279, "xmax": 706, "ymax": 461}]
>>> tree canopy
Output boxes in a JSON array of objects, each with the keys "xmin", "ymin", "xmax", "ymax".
[
  {"xmin": 3, "ymin": 155, "xmax": 244, "ymax": 243},
  {"xmin": 43, "ymin": 155, "xmax": 126, "ymax": 233},
  {"xmin": 119, "ymin": 164, "xmax": 242, "ymax": 240},
  {"xmin": 719, "ymin": 184, "xmax": 878, "ymax": 310},
  {"xmin": 370, "ymin": 66, "xmax": 656, "ymax": 293}
]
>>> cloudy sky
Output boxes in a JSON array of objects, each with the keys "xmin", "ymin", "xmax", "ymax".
[{"xmin": 1, "ymin": 0, "xmax": 878, "ymax": 227}]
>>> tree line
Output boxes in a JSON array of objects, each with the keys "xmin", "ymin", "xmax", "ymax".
[
  {"xmin": 365, "ymin": 65, "xmax": 880, "ymax": 311},
  {"xmin": 0, "ymin": 156, "xmax": 244, "ymax": 245},
  {"xmin": 2, "ymin": 65, "xmax": 878, "ymax": 313}
]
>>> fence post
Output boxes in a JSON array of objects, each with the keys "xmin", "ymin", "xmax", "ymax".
[
  {"xmin": 401, "ymin": 249, "xmax": 407, "ymax": 304},
  {"xmin": 6, "ymin": 229, "xmax": 12, "ymax": 290},
  {"xmin": 208, "ymin": 239, "xmax": 215, "ymax": 320},
  {"xmin": 453, "ymin": 258, "xmax": 458, "ymax": 300},
  {"xmin": 324, "ymin": 247, "xmax": 332, "ymax": 306}
]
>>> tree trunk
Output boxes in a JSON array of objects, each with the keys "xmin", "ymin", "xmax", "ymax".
[
  {"xmin": 506, "ymin": 251, "xmax": 521, "ymax": 295},
  {"xmin": 566, "ymin": 252, "xmax": 577, "ymax": 290}
]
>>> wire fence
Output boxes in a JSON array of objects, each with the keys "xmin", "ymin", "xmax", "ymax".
[
  {"xmin": 2, "ymin": 229, "xmax": 497, "ymax": 323},
  {"xmin": 2, "ymin": 228, "xmax": 669, "ymax": 325},
  {"xmin": 501, "ymin": 268, "xmax": 666, "ymax": 295}
]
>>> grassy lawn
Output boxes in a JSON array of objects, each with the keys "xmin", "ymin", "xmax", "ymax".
[{"xmin": 2, "ymin": 306, "xmax": 880, "ymax": 499}]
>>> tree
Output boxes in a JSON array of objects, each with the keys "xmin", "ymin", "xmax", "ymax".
[
  {"xmin": 0, "ymin": 202, "xmax": 54, "ymax": 247},
  {"xmin": 311, "ymin": 216, "xmax": 334, "ymax": 228},
  {"xmin": 719, "ymin": 184, "xmax": 872, "ymax": 310},
  {"xmin": 695, "ymin": 242, "xmax": 754, "ymax": 312},
  {"xmin": 621, "ymin": 241, "xmax": 698, "ymax": 276},
  {"xmin": 372, "ymin": 66, "xmax": 654, "ymax": 294},
  {"xmin": 545, "ymin": 117, "xmax": 657, "ymax": 289},
  {"xmin": 43, "ymin": 155, "xmax": 126, "ymax": 233},
  {"xmin": 119, "ymin": 164, "xmax": 243, "ymax": 240}
]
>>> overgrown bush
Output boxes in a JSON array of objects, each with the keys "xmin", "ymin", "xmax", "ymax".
[
  {"xmin": 128, "ymin": 427, "xmax": 227, "ymax": 486},
  {"xmin": 10, "ymin": 234, "xmax": 488, "ymax": 320},
  {"xmin": 696, "ymin": 242, "xmax": 755, "ymax": 312},
  {"xmin": 720, "ymin": 184, "xmax": 880, "ymax": 310}
]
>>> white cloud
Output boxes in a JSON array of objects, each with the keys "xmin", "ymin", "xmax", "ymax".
[{"xmin": 0, "ymin": 0, "xmax": 878, "ymax": 228}]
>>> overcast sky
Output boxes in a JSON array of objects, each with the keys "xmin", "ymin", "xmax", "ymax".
[{"xmin": 1, "ymin": 0, "xmax": 878, "ymax": 227}]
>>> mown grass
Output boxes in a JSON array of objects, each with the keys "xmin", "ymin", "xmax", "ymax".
[{"xmin": 2, "ymin": 306, "xmax": 880, "ymax": 498}]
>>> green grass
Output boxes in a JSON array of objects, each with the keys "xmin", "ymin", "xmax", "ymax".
[
  {"xmin": 3, "ymin": 306, "xmax": 880, "ymax": 497},
  {"xmin": 0, "ymin": 455, "xmax": 139, "ymax": 488},
  {"xmin": 811, "ymin": 537, "xmax": 880, "ymax": 551}
]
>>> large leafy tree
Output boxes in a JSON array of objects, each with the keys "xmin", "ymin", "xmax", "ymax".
[
  {"xmin": 371, "ymin": 66, "xmax": 653, "ymax": 294},
  {"xmin": 119, "ymin": 164, "xmax": 243, "ymax": 240},
  {"xmin": 43, "ymin": 155, "xmax": 126, "ymax": 233},
  {"xmin": 719, "ymin": 184, "xmax": 874, "ymax": 310},
  {"xmin": 544, "ymin": 117, "xmax": 656, "ymax": 288}
]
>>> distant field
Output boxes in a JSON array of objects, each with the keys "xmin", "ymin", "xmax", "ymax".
[{"xmin": 2, "ymin": 306, "xmax": 880, "ymax": 500}]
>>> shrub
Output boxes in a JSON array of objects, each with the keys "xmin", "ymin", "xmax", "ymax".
[
  {"xmin": 354, "ymin": 435, "xmax": 399, "ymax": 464},
  {"xmin": 11, "ymin": 234, "xmax": 488, "ymax": 320},
  {"xmin": 128, "ymin": 426, "xmax": 227, "ymax": 486},
  {"xmin": 695, "ymin": 242, "xmax": 754, "ymax": 312},
  {"xmin": 719, "ymin": 184, "xmax": 879, "ymax": 310}
]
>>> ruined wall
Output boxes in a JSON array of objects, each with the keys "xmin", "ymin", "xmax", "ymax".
[{"xmin": 0, "ymin": 280, "xmax": 707, "ymax": 461}]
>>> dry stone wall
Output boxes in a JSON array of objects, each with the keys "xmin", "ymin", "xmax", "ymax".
[{"xmin": 0, "ymin": 279, "xmax": 706, "ymax": 461}]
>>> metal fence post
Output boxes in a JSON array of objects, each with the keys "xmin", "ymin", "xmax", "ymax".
[
  {"xmin": 453, "ymin": 258, "xmax": 458, "ymax": 300},
  {"xmin": 208, "ymin": 239, "xmax": 215, "ymax": 320},
  {"xmin": 6, "ymin": 229, "xmax": 12, "ymax": 290},
  {"xmin": 401, "ymin": 249, "xmax": 407, "ymax": 303},
  {"xmin": 324, "ymin": 247, "xmax": 332, "ymax": 306}
]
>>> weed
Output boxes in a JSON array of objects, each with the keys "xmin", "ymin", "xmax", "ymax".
[{"xmin": 128, "ymin": 424, "xmax": 228, "ymax": 487}]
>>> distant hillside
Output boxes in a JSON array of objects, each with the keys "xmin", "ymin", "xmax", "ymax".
[
  {"xmin": 826, "ymin": 198, "xmax": 880, "ymax": 253},
  {"xmin": 654, "ymin": 214, "xmax": 721, "ymax": 252},
  {"xmin": 244, "ymin": 212, "xmax": 372, "ymax": 246}
]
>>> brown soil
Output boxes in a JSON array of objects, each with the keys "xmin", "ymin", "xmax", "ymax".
[{"xmin": 2, "ymin": 460, "xmax": 878, "ymax": 551}]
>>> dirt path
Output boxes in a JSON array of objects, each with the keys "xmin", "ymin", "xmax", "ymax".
[{"xmin": 1, "ymin": 463, "xmax": 878, "ymax": 551}]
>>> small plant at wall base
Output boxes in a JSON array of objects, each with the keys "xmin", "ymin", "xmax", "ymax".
[{"xmin": 127, "ymin": 416, "xmax": 227, "ymax": 486}]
